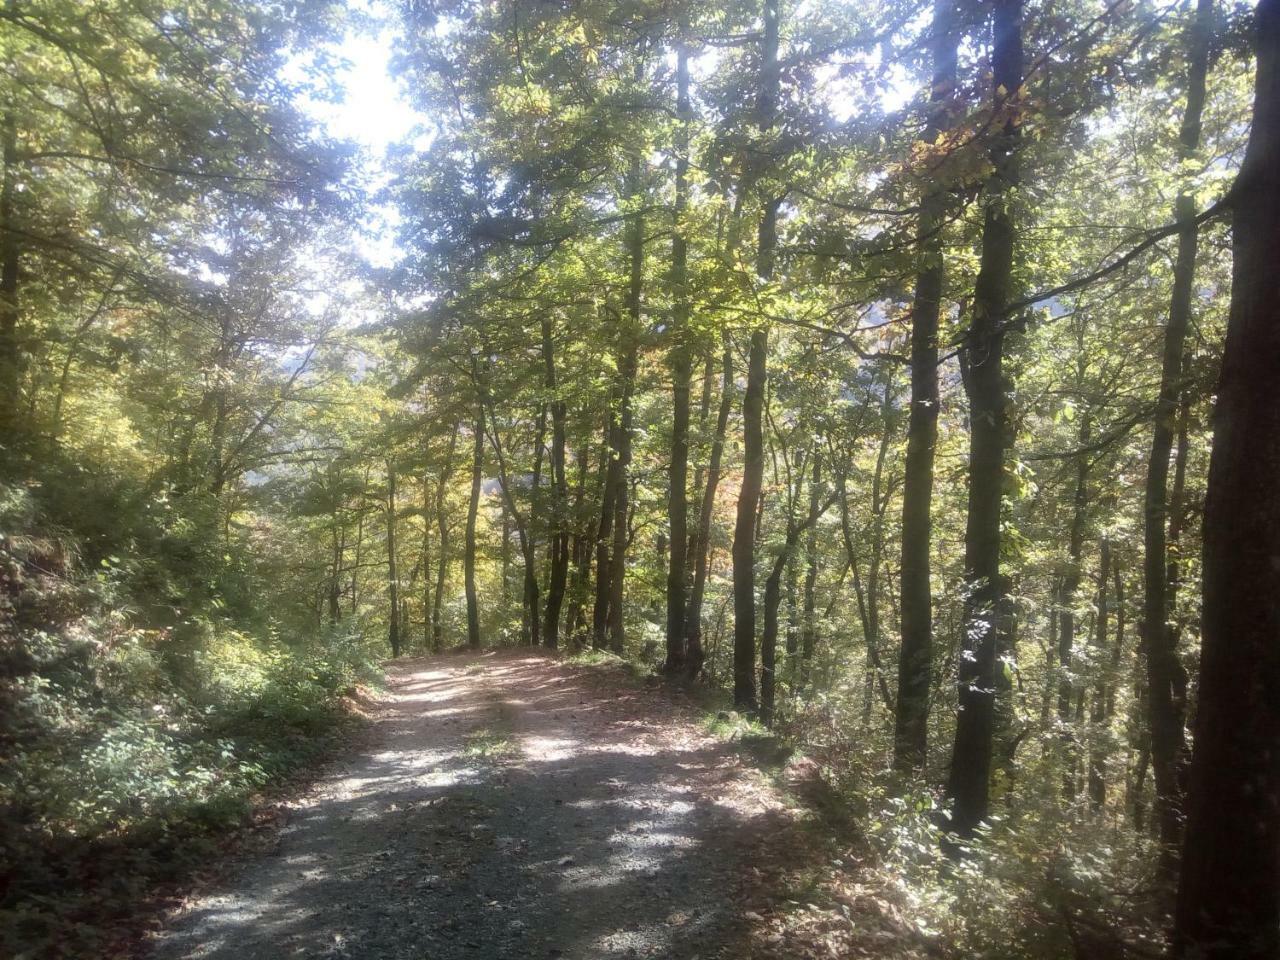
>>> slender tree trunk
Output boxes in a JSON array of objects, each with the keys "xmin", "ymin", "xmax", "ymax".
[
  {"xmin": 592, "ymin": 407, "xmax": 619, "ymax": 649},
  {"xmin": 840, "ymin": 473, "xmax": 895, "ymax": 712},
  {"xmin": 732, "ymin": 0, "xmax": 780, "ymax": 713},
  {"xmin": 0, "ymin": 109, "xmax": 19, "ymax": 435},
  {"xmin": 946, "ymin": 0, "xmax": 1022, "ymax": 840},
  {"xmin": 542, "ymin": 318, "xmax": 569, "ymax": 648},
  {"xmin": 895, "ymin": 0, "xmax": 958, "ymax": 778},
  {"xmin": 689, "ymin": 351, "xmax": 714, "ymax": 540},
  {"xmin": 465, "ymin": 396, "xmax": 484, "ymax": 650},
  {"xmin": 1144, "ymin": 0, "xmax": 1214, "ymax": 881},
  {"xmin": 523, "ymin": 404, "xmax": 546, "ymax": 646},
  {"xmin": 733, "ymin": 320, "xmax": 768, "ymax": 712},
  {"xmin": 328, "ymin": 519, "xmax": 344, "ymax": 625},
  {"xmin": 386, "ymin": 460, "xmax": 402, "ymax": 658},
  {"xmin": 433, "ymin": 429, "xmax": 458, "ymax": 652},
  {"xmin": 665, "ymin": 40, "xmax": 693, "ymax": 674},
  {"xmin": 1174, "ymin": 3, "xmax": 1280, "ymax": 952},
  {"xmin": 482, "ymin": 392, "xmax": 540, "ymax": 647},
  {"xmin": 798, "ymin": 451, "xmax": 821, "ymax": 688},
  {"xmin": 1107, "ymin": 555, "xmax": 1126, "ymax": 721},
  {"xmin": 501, "ymin": 503, "xmax": 512, "ymax": 607},
  {"xmin": 1058, "ymin": 413, "xmax": 1091, "ymax": 797},
  {"xmin": 565, "ymin": 440, "xmax": 593, "ymax": 642},
  {"xmin": 759, "ymin": 546, "xmax": 790, "ymax": 727},
  {"xmin": 1087, "ymin": 537, "xmax": 1111, "ymax": 809},
  {"xmin": 351, "ymin": 465, "xmax": 370, "ymax": 614},
  {"xmin": 420, "ymin": 468, "xmax": 432, "ymax": 649},
  {"xmin": 686, "ymin": 339, "xmax": 732, "ymax": 678},
  {"xmin": 760, "ymin": 492, "xmax": 832, "ymax": 726},
  {"xmin": 865, "ymin": 380, "xmax": 894, "ymax": 713},
  {"xmin": 607, "ymin": 140, "xmax": 645, "ymax": 656}
]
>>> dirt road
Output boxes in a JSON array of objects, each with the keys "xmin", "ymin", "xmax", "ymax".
[{"xmin": 147, "ymin": 651, "xmax": 807, "ymax": 960}]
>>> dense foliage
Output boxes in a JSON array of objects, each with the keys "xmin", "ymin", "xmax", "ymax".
[{"xmin": 2, "ymin": 0, "xmax": 1278, "ymax": 956}]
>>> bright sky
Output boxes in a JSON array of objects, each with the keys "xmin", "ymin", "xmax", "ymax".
[
  {"xmin": 286, "ymin": 1, "xmax": 427, "ymax": 268},
  {"xmin": 288, "ymin": 2, "xmax": 924, "ymax": 270}
]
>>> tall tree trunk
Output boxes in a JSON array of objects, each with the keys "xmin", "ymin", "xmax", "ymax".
[
  {"xmin": 565, "ymin": 439, "xmax": 593, "ymax": 642},
  {"xmin": 732, "ymin": 0, "xmax": 780, "ymax": 714},
  {"xmin": 1087, "ymin": 537, "xmax": 1111, "ymax": 809},
  {"xmin": 1057, "ymin": 413, "xmax": 1091, "ymax": 797},
  {"xmin": 386, "ymin": 460, "xmax": 402, "ymax": 658},
  {"xmin": 328, "ymin": 519, "xmax": 344, "ymax": 625},
  {"xmin": 866, "ymin": 380, "xmax": 895, "ymax": 714},
  {"xmin": 665, "ymin": 38, "xmax": 693, "ymax": 674},
  {"xmin": 524, "ymin": 404, "xmax": 546, "ymax": 646},
  {"xmin": 607, "ymin": 138, "xmax": 645, "ymax": 655},
  {"xmin": 895, "ymin": 0, "xmax": 959, "ymax": 778},
  {"xmin": 1143, "ymin": 0, "xmax": 1214, "ymax": 881},
  {"xmin": 0, "ymin": 108, "xmax": 19, "ymax": 435},
  {"xmin": 946, "ymin": 0, "xmax": 1022, "ymax": 840},
  {"xmin": 542, "ymin": 318, "xmax": 569, "ymax": 648},
  {"xmin": 592, "ymin": 406, "xmax": 619, "ymax": 649},
  {"xmin": 760, "ymin": 491, "xmax": 832, "ymax": 726},
  {"xmin": 501, "ymin": 502, "xmax": 512, "ymax": 607},
  {"xmin": 759, "ymin": 545, "xmax": 790, "ymax": 727},
  {"xmin": 686, "ymin": 339, "xmax": 732, "ymax": 678},
  {"xmin": 1173, "ymin": 2, "xmax": 1280, "ymax": 952},
  {"xmin": 351, "ymin": 465, "xmax": 370, "ymax": 614},
  {"xmin": 420, "ymin": 467, "xmax": 432, "ymax": 648},
  {"xmin": 465, "ymin": 395, "xmax": 484, "ymax": 650},
  {"xmin": 433, "ymin": 429, "xmax": 459, "ymax": 652},
  {"xmin": 482, "ymin": 392, "xmax": 540, "ymax": 647},
  {"xmin": 798, "ymin": 451, "xmax": 821, "ymax": 688},
  {"xmin": 840, "ymin": 470, "xmax": 895, "ymax": 713},
  {"xmin": 688, "ymin": 350, "xmax": 714, "ymax": 542}
]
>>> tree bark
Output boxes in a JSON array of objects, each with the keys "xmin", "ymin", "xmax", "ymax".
[
  {"xmin": 840, "ymin": 468, "xmax": 895, "ymax": 713},
  {"xmin": 731, "ymin": 0, "xmax": 780, "ymax": 714},
  {"xmin": 798, "ymin": 451, "xmax": 821, "ymax": 689},
  {"xmin": 465, "ymin": 391, "xmax": 484, "ymax": 650},
  {"xmin": 351, "ymin": 465, "xmax": 370, "ymax": 615},
  {"xmin": 1057, "ymin": 412, "xmax": 1091, "ymax": 797},
  {"xmin": 432, "ymin": 429, "xmax": 458, "ymax": 652},
  {"xmin": 607, "ymin": 144, "xmax": 645, "ymax": 655},
  {"xmin": 482, "ymin": 389, "xmax": 540, "ymax": 647},
  {"xmin": 525, "ymin": 403, "xmax": 546, "ymax": 645},
  {"xmin": 895, "ymin": 0, "xmax": 958, "ymax": 778},
  {"xmin": 542, "ymin": 318, "xmax": 570, "ymax": 648},
  {"xmin": 0, "ymin": 108, "xmax": 19, "ymax": 435},
  {"xmin": 759, "ymin": 545, "xmax": 790, "ymax": 727},
  {"xmin": 328, "ymin": 519, "xmax": 344, "ymax": 625},
  {"xmin": 592, "ymin": 405, "xmax": 619, "ymax": 649},
  {"xmin": 1173, "ymin": 1, "xmax": 1280, "ymax": 953},
  {"xmin": 946, "ymin": 0, "xmax": 1022, "ymax": 840},
  {"xmin": 1087, "ymin": 537, "xmax": 1111, "ymax": 809},
  {"xmin": 565, "ymin": 439, "xmax": 593, "ymax": 642},
  {"xmin": 1143, "ymin": 0, "xmax": 1214, "ymax": 881},
  {"xmin": 665, "ymin": 38, "xmax": 693, "ymax": 675},
  {"xmin": 386, "ymin": 460, "xmax": 402, "ymax": 658},
  {"xmin": 761, "ymin": 489, "xmax": 834, "ymax": 726},
  {"xmin": 686, "ymin": 339, "xmax": 732, "ymax": 679}
]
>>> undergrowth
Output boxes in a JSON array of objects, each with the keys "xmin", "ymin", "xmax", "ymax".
[{"xmin": 0, "ymin": 477, "xmax": 384, "ymax": 959}]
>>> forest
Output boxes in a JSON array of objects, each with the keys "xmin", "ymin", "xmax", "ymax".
[{"xmin": 1, "ymin": 0, "xmax": 1278, "ymax": 957}]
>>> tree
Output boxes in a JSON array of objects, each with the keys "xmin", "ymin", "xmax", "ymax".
[
  {"xmin": 1172, "ymin": 0, "xmax": 1280, "ymax": 953},
  {"xmin": 1141, "ymin": 0, "xmax": 1215, "ymax": 879},
  {"xmin": 731, "ymin": 0, "xmax": 781, "ymax": 715},
  {"xmin": 946, "ymin": 0, "xmax": 1024, "ymax": 839},
  {"xmin": 665, "ymin": 35, "xmax": 694, "ymax": 675},
  {"xmin": 895, "ymin": 0, "xmax": 959, "ymax": 779}
]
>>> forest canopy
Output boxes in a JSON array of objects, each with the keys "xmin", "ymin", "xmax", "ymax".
[{"xmin": 1, "ymin": 0, "xmax": 1278, "ymax": 957}]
